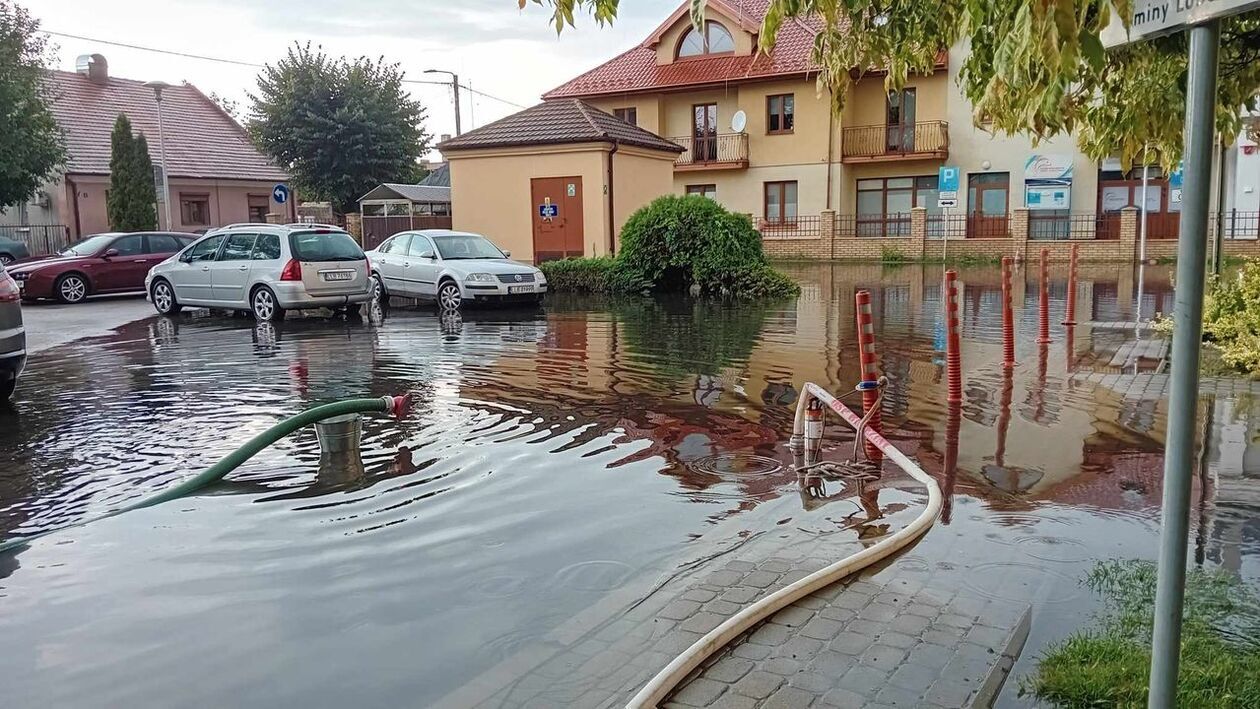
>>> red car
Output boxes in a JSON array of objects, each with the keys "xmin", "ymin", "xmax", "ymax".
[{"xmin": 8, "ymin": 232, "xmax": 198, "ymax": 304}]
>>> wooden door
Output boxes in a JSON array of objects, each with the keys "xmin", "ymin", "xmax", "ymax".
[
  {"xmin": 693, "ymin": 104, "xmax": 718, "ymax": 162},
  {"xmin": 885, "ymin": 89, "xmax": 916, "ymax": 153},
  {"xmin": 1097, "ymin": 178, "xmax": 1176, "ymax": 241},
  {"xmin": 967, "ymin": 172, "xmax": 1010, "ymax": 237},
  {"xmin": 531, "ymin": 176, "xmax": 584, "ymax": 263}
]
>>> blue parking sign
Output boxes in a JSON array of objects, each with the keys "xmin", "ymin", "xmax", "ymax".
[
  {"xmin": 938, "ymin": 166, "xmax": 960, "ymax": 193},
  {"xmin": 1169, "ymin": 161, "xmax": 1184, "ymax": 189}
]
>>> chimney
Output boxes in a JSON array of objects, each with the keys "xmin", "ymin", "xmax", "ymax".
[
  {"xmin": 75, "ymin": 54, "xmax": 109, "ymax": 84},
  {"xmin": 440, "ymin": 133, "xmax": 452, "ymax": 143}
]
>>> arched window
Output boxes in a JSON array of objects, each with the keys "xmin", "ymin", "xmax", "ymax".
[{"xmin": 677, "ymin": 21, "xmax": 735, "ymax": 58}]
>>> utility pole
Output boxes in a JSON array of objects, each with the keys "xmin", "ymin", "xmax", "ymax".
[
  {"xmin": 424, "ymin": 69, "xmax": 461, "ymax": 136},
  {"xmin": 143, "ymin": 80, "xmax": 174, "ymax": 230}
]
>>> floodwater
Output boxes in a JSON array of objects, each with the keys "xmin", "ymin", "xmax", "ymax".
[{"xmin": 0, "ymin": 262, "xmax": 1257, "ymax": 708}]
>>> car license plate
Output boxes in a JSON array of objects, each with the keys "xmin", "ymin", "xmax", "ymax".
[
  {"xmin": 322, "ymin": 271, "xmax": 353, "ymax": 282},
  {"xmin": 508, "ymin": 285, "xmax": 534, "ymax": 294}
]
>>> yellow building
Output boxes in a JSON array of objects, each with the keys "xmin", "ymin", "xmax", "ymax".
[
  {"xmin": 437, "ymin": 99, "xmax": 683, "ymax": 261},
  {"xmin": 542, "ymin": 0, "xmax": 1198, "ymax": 243}
]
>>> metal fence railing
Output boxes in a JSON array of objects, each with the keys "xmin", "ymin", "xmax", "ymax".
[
  {"xmin": 0, "ymin": 224, "xmax": 71, "ymax": 256},
  {"xmin": 1028, "ymin": 212, "xmax": 1101, "ymax": 240},
  {"xmin": 1219, "ymin": 211, "xmax": 1260, "ymax": 239},
  {"xmin": 757, "ymin": 215, "xmax": 823, "ymax": 239}
]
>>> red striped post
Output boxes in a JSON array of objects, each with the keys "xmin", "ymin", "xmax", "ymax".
[
  {"xmin": 855, "ymin": 290, "xmax": 882, "ymax": 462},
  {"xmin": 944, "ymin": 270, "xmax": 963, "ymax": 404},
  {"xmin": 1001, "ymin": 256, "xmax": 1015, "ymax": 368},
  {"xmin": 1037, "ymin": 248, "xmax": 1052, "ymax": 344},
  {"xmin": 1062, "ymin": 243, "xmax": 1079, "ymax": 326}
]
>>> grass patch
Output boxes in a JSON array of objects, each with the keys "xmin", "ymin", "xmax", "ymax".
[
  {"xmin": 880, "ymin": 245, "xmax": 908, "ymax": 264},
  {"xmin": 1026, "ymin": 559, "xmax": 1260, "ymax": 708}
]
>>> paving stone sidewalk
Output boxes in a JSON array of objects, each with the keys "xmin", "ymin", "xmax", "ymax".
[{"xmin": 436, "ymin": 482, "xmax": 1032, "ymax": 709}]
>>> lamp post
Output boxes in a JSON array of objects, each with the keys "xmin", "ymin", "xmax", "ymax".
[
  {"xmin": 424, "ymin": 69, "xmax": 461, "ymax": 136},
  {"xmin": 143, "ymin": 80, "xmax": 174, "ymax": 230}
]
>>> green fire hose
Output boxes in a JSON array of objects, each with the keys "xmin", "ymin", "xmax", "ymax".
[{"xmin": 0, "ymin": 395, "xmax": 411, "ymax": 554}]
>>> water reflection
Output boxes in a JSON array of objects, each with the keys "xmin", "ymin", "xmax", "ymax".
[{"xmin": 0, "ymin": 262, "xmax": 1254, "ymax": 708}]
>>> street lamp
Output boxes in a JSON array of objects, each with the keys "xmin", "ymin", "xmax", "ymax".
[
  {"xmin": 143, "ymin": 80, "xmax": 174, "ymax": 230},
  {"xmin": 424, "ymin": 69, "xmax": 461, "ymax": 136}
]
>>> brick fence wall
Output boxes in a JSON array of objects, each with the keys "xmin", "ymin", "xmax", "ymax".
[{"xmin": 762, "ymin": 207, "xmax": 1260, "ymax": 262}]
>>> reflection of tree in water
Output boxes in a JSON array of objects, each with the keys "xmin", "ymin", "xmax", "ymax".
[{"xmin": 613, "ymin": 297, "xmax": 771, "ymax": 379}]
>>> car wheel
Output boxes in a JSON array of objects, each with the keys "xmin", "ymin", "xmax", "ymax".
[
  {"xmin": 55, "ymin": 273, "xmax": 88, "ymax": 304},
  {"xmin": 251, "ymin": 286, "xmax": 286, "ymax": 322},
  {"xmin": 437, "ymin": 280, "xmax": 462, "ymax": 310},
  {"xmin": 0, "ymin": 376, "xmax": 14, "ymax": 401},
  {"xmin": 0, "ymin": 253, "xmax": 13, "ymax": 266},
  {"xmin": 151, "ymin": 279, "xmax": 182, "ymax": 315},
  {"xmin": 371, "ymin": 274, "xmax": 388, "ymax": 305}
]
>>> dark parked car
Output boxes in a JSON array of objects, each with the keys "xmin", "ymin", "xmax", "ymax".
[
  {"xmin": 0, "ymin": 266, "xmax": 24, "ymax": 399},
  {"xmin": 8, "ymin": 232, "xmax": 197, "ymax": 304},
  {"xmin": 0, "ymin": 236, "xmax": 31, "ymax": 265}
]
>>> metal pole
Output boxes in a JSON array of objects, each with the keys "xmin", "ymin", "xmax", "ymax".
[
  {"xmin": 155, "ymin": 91, "xmax": 173, "ymax": 230},
  {"xmin": 452, "ymin": 74, "xmax": 462, "ymax": 136},
  {"xmin": 1139, "ymin": 148, "xmax": 1150, "ymax": 263},
  {"xmin": 1213, "ymin": 141, "xmax": 1227, "ymax": 274},
  {"xmin": 1147, "ymin": 19, "xmax": 1220, "ymax": 709}
]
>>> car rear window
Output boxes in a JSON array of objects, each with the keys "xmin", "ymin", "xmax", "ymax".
[{"xmin": 288, "ymin": 231, "xmax": 364, "ymax": 262}]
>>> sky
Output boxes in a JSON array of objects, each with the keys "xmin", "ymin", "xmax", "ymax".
[{"xmin": 33, "ymin": 0, "xmax": 677, "ymax": 153}]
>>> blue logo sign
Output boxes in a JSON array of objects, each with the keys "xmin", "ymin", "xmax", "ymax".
[
  {"xmin": 272, "ymin": 184, "xmax": 290, "ymax": 204},
  {"xmin": 1169, "ymin": 162, "xmax": 1184, "ymax": 189},
  {"xmin": 938, "ymin": 166, "xmax": 960, "ymax": 193},
  {"xmin": 538, "ymin": 203, "xmax": 559, "ymax": 218}
]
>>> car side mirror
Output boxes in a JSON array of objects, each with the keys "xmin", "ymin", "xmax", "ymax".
[
  {"xmin": 419, "ymin": 251, "xmax": 436, "ymax": 260},
  {"xmin": 502, "ymin": 250, "xmax": 511, "ymax": 258},
  {"xmin": 103, "ymin": 248, "xmax": 119, "ymax": 259}
]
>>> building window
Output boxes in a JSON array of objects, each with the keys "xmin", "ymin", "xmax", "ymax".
[
  {"xmin": 856, "ymin": 176, "xmax": 939, "ymax": 237},
  {"xmin": 247, "ymin": 194, "xmax": 270, "ymax": 222},
  {"xmin": 677, "ymin": 21, "xmax": 735, "ymax": 58},
  {"xmin": 613, "ymin": 107, "xmax": 637, "ymax": 126},
  {"xmin": 764, "ymin": 181, "xmax": 798, "ymax": 224},
  {"xmin": 686, "ymin": 184, "xmax": 717, "ymax": 199},
  {"xmin": 767, "ymin": 94, "xmax": 794, "ymax": 134},
  {"xmin": 180, "ymin": 194, "xmax": 210, "ymax": 226}
]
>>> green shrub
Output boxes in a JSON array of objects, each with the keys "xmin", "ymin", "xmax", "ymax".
[
  {"xmin": 880, "ymin": 245, "xmax": 907, "ymax": 264},
  {"xmin": 1026, "ymin": 559, "xmax": 1260, "ymax": 708},
  {"xmin": 539, "ymin": 256, "xmax": 616, "ymax": 293},
  {"xmin": 613, "ymin": 195, "xmax": 799, "ymax": 298},
  {"xmin": 1203, "ymin": 259, "xmax": 1260, "ymax": 375}
]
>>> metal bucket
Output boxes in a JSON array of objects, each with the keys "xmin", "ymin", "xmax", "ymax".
[{"xmin": 314, "ymin": 413, "xmax": 363, "ymax": 454}]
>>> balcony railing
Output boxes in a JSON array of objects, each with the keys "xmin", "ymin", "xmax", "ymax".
[
  {"xmin": 841, "ymin": 121, "xmax": 949, "ymax": 162},
  {"xmin": 670, "ymin": 133, "xmax": 749, "ymax": 169}
]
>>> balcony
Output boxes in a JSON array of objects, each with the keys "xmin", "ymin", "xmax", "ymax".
[
  {"xmin": 841, "ymin": 121, "xmax": 949, "ymax": 163},
  {"xmin": 670, "ymin": 133, "xmax": 749, "ymax": 170}
]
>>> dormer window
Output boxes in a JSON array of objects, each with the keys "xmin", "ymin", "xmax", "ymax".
[{"xmin": 677, "ymin": 21, "xmax": 735, "ymax": 58}]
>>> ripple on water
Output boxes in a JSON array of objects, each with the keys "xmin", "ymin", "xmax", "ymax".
[
  {"xmin": 687, "ymin": 453, "xmax": 783, "ymax": 477},
  {"xmin": 960, "ymin": 561, "xmax": 1081, "ymax": 604},
  {"xmin": 1012, "ymin": 535, "xmax": 1093, "ymax": 563},
  {"xmin": 552, "ymin": 559, "xmax": 635, "ymax": 592}
]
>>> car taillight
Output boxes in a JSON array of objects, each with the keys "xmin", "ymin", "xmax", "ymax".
[
  {"xmin": 280, "ymin": 258, "xmax": 303, "ymax": 281},
  {"xmin": 364, "ymin": 256, "xmax": 371, "ymax": 271},
  {"xmin": 0, "ymin": 273, "xmax": 18, "ymax": 302}
]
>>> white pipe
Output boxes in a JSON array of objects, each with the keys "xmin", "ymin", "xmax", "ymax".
[{"xmin": 627, "ymin": 382, "xmax": 943, "ymax": 707}]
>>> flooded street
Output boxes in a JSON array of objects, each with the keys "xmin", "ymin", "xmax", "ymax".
[{"xmin": 1, "ymin": 262, "xmax": 1257, "ymax": 708}]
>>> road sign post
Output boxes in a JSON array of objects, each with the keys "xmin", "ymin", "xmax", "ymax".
[
  {"xmin": 938, "ymin": 166, "xmax": 960, "ymax": 260},
  {"xmin": 1147, "ymin": 19, "xmax": 1221, "ymax": 709},
  {"xmin": 272, "ymin": 184, "xmax": 290, "ymax": 205}
]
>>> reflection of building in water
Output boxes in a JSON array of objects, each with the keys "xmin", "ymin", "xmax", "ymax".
[{"xmin": 1204, "ymin": 395, "xmax": 1260, "ymax": 574}]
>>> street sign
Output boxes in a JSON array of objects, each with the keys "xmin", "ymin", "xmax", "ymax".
[
  {"xmin": 1101, "ymin": 0, "xmax": 1260, "ymax": 47},
  {"xmin": 1170, "ymin": 160, "xmax": 1184, "ymax": 204},
  {"xmin": 272, "ymin": 184, "xmax": 290, "ymax": 204},
  {"xmin": 938, "ymin": 166, "xmax": 960, "ymax": 208}
]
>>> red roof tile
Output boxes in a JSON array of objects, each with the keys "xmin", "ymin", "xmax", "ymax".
[
  {"xmin": 436, "ymin": 99, "xmax": 684, "ymax": 153},
  {"xmin": 46, "ymin": 69, "xmax": 288, "ymax": 181},
  {"xmin": 542, "ymin": 0, "xmax": 824, "ymax": 100}
]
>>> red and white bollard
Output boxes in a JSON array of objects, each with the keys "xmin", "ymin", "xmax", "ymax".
[
  {"xmin": 855, "ymin": 290, "xmax": 882, "ymax": 462},
  {"xmin": 1037, "ymin": 248, "xmax": 1052, "ymax": 344},
  {"xmin": 944, "ymin": 270, "xmax": 963, "ymax": 404},
  {"xmin": 1062, "ymin": 243, "xmax": 1079, "ymax": 326},
  {"xmin": 1001, "ymin": 256, "xmax": 1015, "ymax": 368}
]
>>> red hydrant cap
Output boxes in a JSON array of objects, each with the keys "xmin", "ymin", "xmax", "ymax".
[{"xmin": 388, "ymin": 394, "xmax": 414, "ymax": 420}]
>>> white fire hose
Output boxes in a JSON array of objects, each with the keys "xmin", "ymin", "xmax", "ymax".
[{"xmin": 627, "ymin": 381, "xmax": 943, "ymax": 707}]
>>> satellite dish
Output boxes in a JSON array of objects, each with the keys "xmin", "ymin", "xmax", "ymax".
[{"xmin": 731, "ymin": 110, "xmax": 747, "ymax": 133}]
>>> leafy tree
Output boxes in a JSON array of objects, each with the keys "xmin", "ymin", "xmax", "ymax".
[
  {"xmin": 248, "ymin": 43, "xmax": 431, "ymax": 214},
  {"xmin": 0, "ymin": 0, "xmax": 65, "ymax": 211},
  {"xmin": 528, "ymin": 0, "xmax": 1260, "ymax": 168},
  {"xmin": 106, "ymin": 114, "xmax": 157, "ymax": 231}
]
